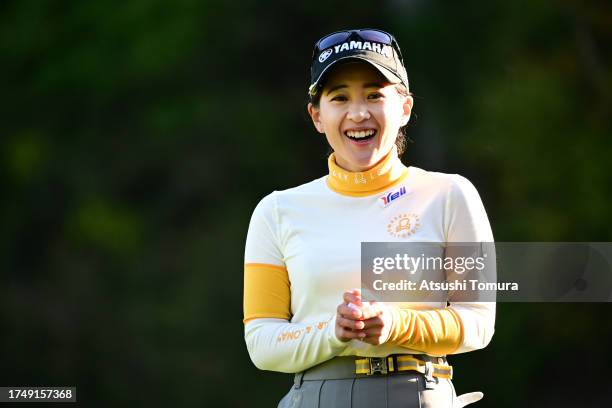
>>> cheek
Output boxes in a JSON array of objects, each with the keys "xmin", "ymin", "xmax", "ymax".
[
  {"xmin": 382, "ymin": 101, "xmax": 405, "ymax": 127},
  {"xmin": 375, "ymin": 106, "xmax": 399, "ymax": 130},
  {"xmin": 320, "ymin": 109, "xmax": 342, "ymax": 130}
]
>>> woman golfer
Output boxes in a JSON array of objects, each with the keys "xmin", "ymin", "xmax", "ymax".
[{"xmin": 243, "ymin": 28, "xmax": 495, "ymax": 407}]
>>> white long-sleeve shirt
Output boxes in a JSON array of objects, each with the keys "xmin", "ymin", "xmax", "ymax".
[{"xmin": 243, "ymin": 146, "xmax": 495, "ymax": 373}]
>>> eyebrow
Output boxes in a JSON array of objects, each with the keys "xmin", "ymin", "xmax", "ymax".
[{"xmin": 325, "ymin": 82, "xmax": 384, "ymax": 95}]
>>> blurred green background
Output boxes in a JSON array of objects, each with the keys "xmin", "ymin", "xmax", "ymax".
[{"xmin": 1, "ymin": 0, "xmax": 611, "ymax": 406}]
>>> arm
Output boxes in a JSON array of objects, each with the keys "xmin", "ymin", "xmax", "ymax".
[
  {"xmin": 384, "ymin": 175, "xmax": 496, "ymax": 355},
  {"xmin": 245, "ymin": 316, "xmax": 346, "ymax": 373},
  {"xmin": 243, "ymin": 194, "xmax": 347, "ymax": 373}
]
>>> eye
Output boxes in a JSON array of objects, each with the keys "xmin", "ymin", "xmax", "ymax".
[
  {"xmin": 331, "ymin": 95, "xmax": 347, "ymax": 102},
  {"xmin": 368, "ymin": 92, "xmax": 383, "ymax": 100}
]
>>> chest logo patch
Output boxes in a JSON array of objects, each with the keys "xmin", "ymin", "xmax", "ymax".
[
  {"xmin": 387, "ymin": 213, "xmax": 421, "ymax": 238},
  {"xmin": 379, "ymin": 186, "xmax": 409, "ymax": 207}
]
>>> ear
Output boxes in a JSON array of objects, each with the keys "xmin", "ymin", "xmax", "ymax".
[
  {"xmin": 400, "ymin": 94, "xmax": 414, "ymax": 126},
  {"xmin": 307, "ymin": 102, "xmax": 325, "ymax": 134}
]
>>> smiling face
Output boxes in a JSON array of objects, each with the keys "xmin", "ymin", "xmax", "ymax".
[{"xmin": 307, "ymin": 61, "xmax": 413, "ymax": 172}]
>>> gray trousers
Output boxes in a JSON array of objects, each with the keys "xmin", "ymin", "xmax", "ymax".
[{"xmin": 277, "ymin": 356, "xmax": 460, "ymax": 408}]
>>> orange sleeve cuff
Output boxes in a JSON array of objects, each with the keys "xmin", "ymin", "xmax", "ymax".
[{"xmin": 386, "ymin": 306, "xmax": 464, "ymax": 356}]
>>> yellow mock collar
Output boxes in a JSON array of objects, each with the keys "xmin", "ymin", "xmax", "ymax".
[{"xmin": 326, "ymin": 145, "xmax": 409, "ymax": 197}]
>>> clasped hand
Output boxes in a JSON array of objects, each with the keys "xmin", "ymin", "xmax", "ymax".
[{"xmin": 335, "ymin": 288, "xmax": 393, "ymax": 345}]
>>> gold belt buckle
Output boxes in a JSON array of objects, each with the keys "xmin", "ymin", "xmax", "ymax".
[{"xmin": 368, "ymin": 357, "xmax": 388, "ymax": 375}]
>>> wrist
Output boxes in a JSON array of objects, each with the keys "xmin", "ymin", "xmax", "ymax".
[
  {"xmin": 327, "ymin": 314, "xmax": 349, "ymax": 350},
  {"xmin": 383, "ymin": 304, "xmax": 402, "ymax": 344}
]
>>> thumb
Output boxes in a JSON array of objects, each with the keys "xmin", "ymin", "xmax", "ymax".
[{"xmin": 351, "ymin": 288, "xmax": 362, "ymax": 305}]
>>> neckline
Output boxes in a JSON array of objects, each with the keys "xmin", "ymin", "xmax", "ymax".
[{"xmin": 326, "ymin": 145, "xmax": 409, "ymax": 197}]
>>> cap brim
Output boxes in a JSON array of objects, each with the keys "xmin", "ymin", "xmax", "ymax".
[{"xmin": 309, "ymin": 56, "xmax": 402, "ymax": 96}]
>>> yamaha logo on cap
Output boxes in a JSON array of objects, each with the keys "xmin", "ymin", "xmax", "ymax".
[
  {"xmin": 330, "ymin": 41, "xmax": 393, "ymax": 59},
  {"xmin": 319, "ymin": 49, "xmax": 333, "ymax": 63},
  {"xmin": 309, "ymin": 30, "xmax": 409, "ymax": 97}
]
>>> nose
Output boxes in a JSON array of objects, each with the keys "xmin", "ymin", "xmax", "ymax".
[{"xmin": 346, "ymin": 100, "xmax": 370, "ymax": 122}]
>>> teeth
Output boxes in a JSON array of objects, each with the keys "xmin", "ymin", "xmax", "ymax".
[{"xmin": 346, "ymin": 129, "xmax": 376, "ymax": 138}]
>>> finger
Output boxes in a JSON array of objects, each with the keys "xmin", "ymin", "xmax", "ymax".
[
  {"xmin": 347, "ymin": 302, "xmax": 362, "ymax": 317},
  {"xmin": 358, "ymin": 304, "xmax": 382, "ymax": 320},
  {"xmin": 337, "ymin": 316, "xmax": 366, "ymax": 330},
  {"xmin": 343, "ymin": 291, "xmax": 361, "ymax": 306},
  {"xmin": 351, "ymin": 288, "xmax": 362, "ymax": 305},
  {"xmin": 337, "ymin": 303, "xmax": 363, "ymax": 320},
  {"xmin": 361, "ymin": 301, "xmax": 387, "ymax": 320},
  {"xmin": 360, "ymin": 335, "xmax": 383, "ymax": 345},
  {"xmin": 360, "ymin": 316, "xmax": 384, "ymax": 330},
  {"xmin": 361, "ymin": 326, "xmax": 383, "ymax": 337},
  {"xmin": 338, "ymin": 327, "xmax": 367, "ymax": 340}
]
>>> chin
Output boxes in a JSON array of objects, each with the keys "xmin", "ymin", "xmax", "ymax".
[
  {"xmin": 350, "ymin": 156, "xmax": 378, "ymax": 171},
  {"xmin": 357, "ymin": 151, "xmax": 385, "ymax": 165}
]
